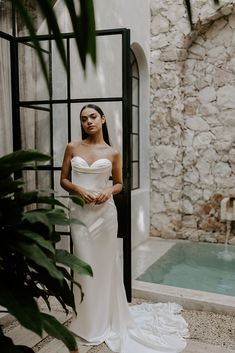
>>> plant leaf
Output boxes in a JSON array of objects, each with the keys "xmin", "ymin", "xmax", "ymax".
[
  {"xmin": 13, "ymin": 0, "xmax": 50, "ymax": 89},
  {"xmin": 46, "ymin": 208, "xmax": 84, "ymax": 226},
  {"xmin": 80, "ymin": 0, "xmax": 96, "ymax": 64},
  {"xmin": 55, "ymin": 249, "xmax": 93, "ymax": 276},
  {"xmin": 18, "ymin": 230, "xmax": 55, "ymax": 254},
  {"xmin": 0, "ymin": 149, "xmax": 50, "ymax": 179},
  {"xmin": 37, "ymin": 0, "xmax": 67, "ymax": 69},
  {"xmin": 0, "ymin": 326, "xmax": 34, "ymax": 353},
  {"xmin": 57, "ymin": 266, "xmax": 84, "ymax": 303},
  {"xmin": 69, "ymin": 195, "xmax": 84, "ymax": 206},
  {"xmin": 23, "ymin": 211, "xmax": 53, "ymax": 233},
  {"xmin": 14, "ymin": 242, "xmax": 64, "ymax": 282},
  {"xmin": 41, "ymin": 313, "xmax": 77, "ymax": 351},
  {"xmin": 0, "ymin": 282, "xmax": 42, "ymax": 336},
  {"xmin": 0, "ymin": 177, "xmax": 24, "ymax": 197},
  {"xmin": 17, "ymin": 191, "xmax": 68, "ymax": 209}
]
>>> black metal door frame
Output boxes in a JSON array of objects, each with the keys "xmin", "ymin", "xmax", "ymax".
[{"xmin": 2, "ymin": 28, "xmax": 132, "ymax": 301}]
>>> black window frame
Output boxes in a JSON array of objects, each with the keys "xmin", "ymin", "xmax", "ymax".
[{"xmin": 130, "ymin": 49, "xmax": 140, "ymax": 190}]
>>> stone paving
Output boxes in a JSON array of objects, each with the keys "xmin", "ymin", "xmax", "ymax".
[{"xmin": 1, "ymin": 297, "xmax": 235, "ymax": 353}]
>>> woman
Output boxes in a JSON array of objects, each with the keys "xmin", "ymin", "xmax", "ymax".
[{"xmin": 60, "ymin": 104, "xmax": 188, "ymax": 353}]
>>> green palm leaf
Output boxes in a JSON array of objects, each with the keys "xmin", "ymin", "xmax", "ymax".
[
  {"xmin": 23, "ymin": 211, "xmax": 53, "ymax": 233},
  {"xmin": 55, "ymin": 249, "xmax": 93, "ymax": 276},
  {"xmin": 0, "ymin": 149, "xmax": 50, "ymax": 179},
  {"xmin": 14, "ymin": 0, "xmax": 96, "ymax": 88},
  {"xmin": 0, "ymin": 327, "xmax": 34, "ymax": 353},
  {"xmin": 13, "ymin": 242, "xmax": 64, "ymax": 281},
  {"xmin": 41, "ymin": 313, "xmax": 77, "ymax": 351},
  {"xmin": 37, "ymin": 0, "xmax": 67, "ymax": 69},
  {"xmin": 18, "ymin": 230, "xmax": 55, "ymax": 254},
  {"xmin": 12, "ymin": 0, "xmax": 50, "ymax": 89},
  {"xmin": 0, "ymin": 283, "xmax": 43, "ymax": 336}
]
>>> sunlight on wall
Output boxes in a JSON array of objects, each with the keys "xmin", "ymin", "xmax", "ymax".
[{"xmin": 138, "ymin": 205, "xmax": 146, "ymax": 233}]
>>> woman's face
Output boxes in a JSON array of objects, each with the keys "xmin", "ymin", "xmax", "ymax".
[{"xmin": 80, "ymin": 107, "xmax": 105, "ymax": 135}]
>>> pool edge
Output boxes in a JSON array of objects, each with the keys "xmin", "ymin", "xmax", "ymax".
[{"xmin": 132, "ymin": 279, "xmax": 235, "ymax": 315}]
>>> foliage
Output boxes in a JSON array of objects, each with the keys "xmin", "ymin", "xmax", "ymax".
[
  {"xmin": 0, "ymin": 149, "xmax": 92, "ymax": 353},
  {"xmin": 12, "ymin": 0, "xmax": 96, "ymax": 90}
]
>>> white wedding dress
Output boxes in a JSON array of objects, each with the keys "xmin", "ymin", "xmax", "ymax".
[{"xmin": 69, "ymin": 156, "xmax": 188, "ymax": 353}]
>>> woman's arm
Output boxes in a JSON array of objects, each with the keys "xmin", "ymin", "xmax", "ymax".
[
  {"xmin": 111, "ymin": 151, "xmax": 123, "ymax": 195},
  {"xmin": 95, "ymin": 151, "xmax": 123, "ymax": 204},
  {"xmin": 60, "ymin": 143, "xmax": 96, "ymax": 204},
  {"xmin": 60, "ymin": 143, "xmax": 76, "ymax": 193}
]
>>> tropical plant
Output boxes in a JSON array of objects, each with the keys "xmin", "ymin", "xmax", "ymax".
[
  {"xmin": 0, "ymin": 149, "xmax": 92, "ymax": 353},
  {"xmin": 12, "ymin": 0, "xmax": 221, "ymax": 89},
  {"xmin": 13, "ymin": 0, "xmax": 96, "ymax": 89},
  {"xmin": 1, "ymin": 1, "xmax": 96, "ymax": 352}
]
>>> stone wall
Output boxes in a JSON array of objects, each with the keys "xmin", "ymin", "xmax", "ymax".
[{"xmin": 150, "ymin": 0, "xmax": 235, "ymax": 244}]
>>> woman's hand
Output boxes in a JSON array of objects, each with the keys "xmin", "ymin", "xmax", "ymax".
[
  {"xmin": 75, "ymin": 186, "xmax": 96, "ymax": 204},
  {"xmin": 95, "ymin": 188, "xmax": 113, "ymax": 204}
]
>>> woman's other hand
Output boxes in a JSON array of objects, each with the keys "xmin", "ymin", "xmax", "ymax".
[
  {"xmin": 95, "ymin": 188, "xmax": 113, "ymax": 204},
  {"xmin": 76, "ymin": 186, "xmax": 96, "ymax": 204}
]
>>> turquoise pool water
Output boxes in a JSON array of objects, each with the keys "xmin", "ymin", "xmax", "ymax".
[{"xmin": 137, "ymin": 242, "xmax": 235, "ymax": 296}]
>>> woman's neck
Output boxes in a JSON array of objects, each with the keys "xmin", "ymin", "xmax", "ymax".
[{"xmin": 85, "ymin": 133, "xmax": 105, "ymax": 145}]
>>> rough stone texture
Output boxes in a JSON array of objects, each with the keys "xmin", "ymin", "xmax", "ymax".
[{"xmin": 150, "ymin": 0, "xmax": 235, "ymax": 243}]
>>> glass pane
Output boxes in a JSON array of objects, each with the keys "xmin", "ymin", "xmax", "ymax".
[
  {"xmin": 18, "ymin": 41, "xmax": 49, "ymax": 101},
  {"xmin": 52, "ymin": 39, "xmax": 67, "ymax": 100},
  {"xmin": 0, "ymin": 1, "xmax": 12, "ymax": 34},
  {"xmin": 53, "ymin": 104, "xmax": 68, "ymax": 168},
  {"xmin": 0, "ymin": 38, "xmax": 13, "ymax": 156},
  {"xmin": 20, "ymin": 106, "xmax": 51, "ymax": 165},
  {"xmin": 70, "ymin": 35, "xmax": 122, "ymax": 99},
  {"xmin": 132, "ymin": 77, "xmax": 139, "ymax": 106},
  {"xmin": 22, "ymin": 170, "xmax": 37, "ymax": 193},
  {"xmin": 132, "ymin": 106, "xmax": 139, "ymax": 134},
  {"xmin": 22, "ymin": 170, "xmax": 51, "ymax": 192},
  {"xmin": 132, "ymin": 162, "xmax": 139, "ymax": 190},
  {"xmin": 131, "ymin": 59, "xmax": 138, "ymax": 78},
  {"xmin": 54, "ymin": 171, "xmax": 70, "ymax": 233},
  {"xmin": 22, "ymin": 170, "xmax": 52, "ymax": 211},
  {"xmin": 132, "ymin": 134, "xmax": 139, "ymax": 161},
  {"xmin": 56, "ymin": 235, "xmax": 71, "ymax": 253},
  {"xmin": 71, "ymin": 102, "xmax": 123, "ymax": 153},
  {"xmin": 56, "ymin": 235, "xmax": 72, "ymax": 276},
  {"xmin": 37, "ymin": 170, "xmax": 51, "ymax": 191}
]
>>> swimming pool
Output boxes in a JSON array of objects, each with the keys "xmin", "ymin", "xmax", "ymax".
[
  {"xmin": 132, "ymin": 238, "xmax": 235, "ymax": 314},
  {"xmin": 136, "ymin": 242, "xmax": 235, "ymax": 297}
]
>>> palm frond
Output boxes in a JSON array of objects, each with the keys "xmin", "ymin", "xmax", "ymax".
[{"xmin": 14, "ymin": 0, "xmax": 96, "ymax": 88}]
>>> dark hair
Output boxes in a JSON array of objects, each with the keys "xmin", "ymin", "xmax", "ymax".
[{"xmin": 80, "ymin": 104, "xmax": 111, "ymax": 146}]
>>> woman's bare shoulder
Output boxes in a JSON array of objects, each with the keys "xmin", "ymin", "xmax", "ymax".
[
  {"xmin": 66, "ymin": 141, "xmax": 82, "ymax": 152},
  {"xmin": 63, "ymin": 141, "xmax": 82, "ymax": 160},
  {"xmin": 106, "ymin": 146, "xmax": 121, "ymax": 160}
]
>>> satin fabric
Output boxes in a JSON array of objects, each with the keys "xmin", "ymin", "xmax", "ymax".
[{"xmin": 69, "ymin": 156, "xmax": 188, "ymax": 353}]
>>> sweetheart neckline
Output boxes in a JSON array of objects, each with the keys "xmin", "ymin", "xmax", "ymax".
[{"xmin": 71, "ymin": 155, "xmax": 112, "ymax": 168}]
